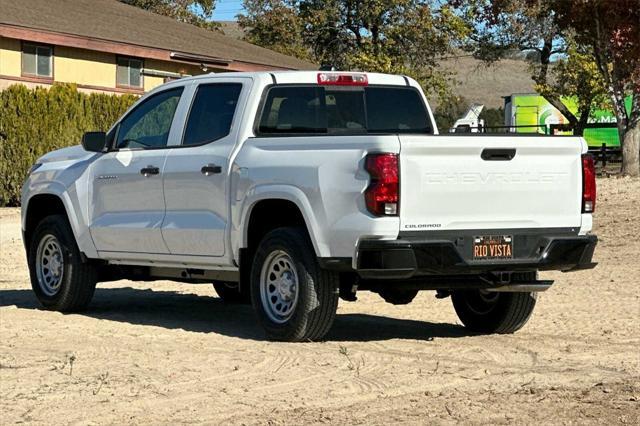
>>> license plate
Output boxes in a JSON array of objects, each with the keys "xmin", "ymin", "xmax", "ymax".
[{"xmin": 473, "ymin": 235, "xmax": 513, "ymax": 260}]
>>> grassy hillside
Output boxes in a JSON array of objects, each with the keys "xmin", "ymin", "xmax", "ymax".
[{"xmin": 441, "ymin": 56, "xmax": 536, "ymax": 109}]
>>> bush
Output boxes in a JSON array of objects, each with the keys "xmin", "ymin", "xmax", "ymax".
[
  {"xmin": 479, "ymin": 107, "xmax": 505, "ymax": 128},
  {"xmin": 0, "ymin": 84, "xmax": 137, "ymax": 206},
  {"xmin": 433, "ymin": 96, "xmax": 469, "ymax": 132}
]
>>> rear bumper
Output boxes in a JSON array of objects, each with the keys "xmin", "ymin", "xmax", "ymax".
[{"xmin": 355, "ymin": 234, "xmax": 597, "ymax": 280}]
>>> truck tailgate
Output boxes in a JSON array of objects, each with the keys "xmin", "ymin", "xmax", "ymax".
[{"xmin": 398, "ymin": 135, "xmax": 585, "ymax": 232}]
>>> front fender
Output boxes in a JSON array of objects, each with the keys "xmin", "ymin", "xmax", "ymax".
[{"xmin": 22, "ymin": 168, "xmax": 97, "ymax": 259}]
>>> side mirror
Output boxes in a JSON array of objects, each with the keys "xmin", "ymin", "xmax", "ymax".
[{"xmin": 82, "ymin": 131, "xmax": 107, "ymax": 152}]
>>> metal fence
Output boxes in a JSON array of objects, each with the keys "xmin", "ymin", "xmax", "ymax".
[{"xmin": 551, "ymin": 123, "xmax": 622, "ymax": 172}]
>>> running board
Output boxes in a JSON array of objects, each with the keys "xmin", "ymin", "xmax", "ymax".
[{"xmin": 485, "ymin": 280, "xmax": 554, "ymax": 292}]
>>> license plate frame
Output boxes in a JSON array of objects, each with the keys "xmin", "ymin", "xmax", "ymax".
[{"xmin": 473, "ymin": 235, "xmax": 513, "ymax": 260}]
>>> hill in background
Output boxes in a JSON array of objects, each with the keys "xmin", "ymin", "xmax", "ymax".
[{"xmin": 441, "ymin": 56, "xmax": 536, "ymax": 109}]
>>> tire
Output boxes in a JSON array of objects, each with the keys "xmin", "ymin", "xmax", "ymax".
[
  {"xmin": 213, "ymin": 281, "xmax": 249, "ymax": 304},
  {"xmin": 451, "ymin": 290, "xmax": 537, "ymax": 334},
  {"xmin": 377, "ymin": 288, "xmax": 419, "ymax": 305},
  {"xmin": 27, "ymin": 215, "xmax": 97, "ymax": 312},
  {"xmin": 250, "ymin": 227, "xmax": 339, "ymax": 342}
]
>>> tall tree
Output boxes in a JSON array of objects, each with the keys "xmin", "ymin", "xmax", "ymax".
[
  {"xmin": 538, "ymin": 40, "xmax": 609, "ymax": 136},
  {"xmin": 120, "ymin": 0, "xmax": 219, "ymax": 30},
  {"xmin": 457, "ymin": 0, "xmax": 639, "ymax": 175},
  {"xmin": 552, "ymin": 0, "xmax": 639, "ymax": 175},
  {"xmin": 239, "ymin": 1, "xmax": 471, "ymax": 99},
  {"xmin": 454, "ymin": 0, "xmax": 599, "ymax": 135},
  {"xmin": 238, "ymin": 1, "xmax": 312, "ymax": 61}
]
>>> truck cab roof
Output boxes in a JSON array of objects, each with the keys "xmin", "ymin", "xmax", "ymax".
[{"xmin": 174, "ymin": 71, "xmax": 418, "ymax": 88}]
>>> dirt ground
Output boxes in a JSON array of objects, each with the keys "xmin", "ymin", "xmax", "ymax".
[{"xmin": 1, "ymin": 178, "xmax": 639, "ymax": 425}]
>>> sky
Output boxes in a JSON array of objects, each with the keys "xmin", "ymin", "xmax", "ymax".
[{"xmin": 212, "ymin": 0, "xmax": 245, "ymax": 21}]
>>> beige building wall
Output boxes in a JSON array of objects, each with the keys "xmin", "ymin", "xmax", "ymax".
[
  {"xmin": 0, "ymin": 37, "xmax": 22, "ymax": 77},
  {"xmin": 55, "ymin": 46, "xmax": 116, "ymax": 88}
]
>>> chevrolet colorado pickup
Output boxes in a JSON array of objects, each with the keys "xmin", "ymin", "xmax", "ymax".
[{"xmin": 21, "ymin": 71, "xmax": 597, "ymax": 341}]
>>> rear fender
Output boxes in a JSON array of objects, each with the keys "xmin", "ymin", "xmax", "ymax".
[{"xmin": 234, "ymin": 184, "xmax": 327, "ymax": 259}]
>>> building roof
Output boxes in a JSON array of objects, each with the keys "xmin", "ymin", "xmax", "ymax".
[{"xmin": 0, "ymin": 0, "xmax": 316, "ymax": 71}]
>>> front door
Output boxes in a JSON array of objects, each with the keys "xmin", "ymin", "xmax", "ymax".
[
  {"xmin": 161, "ymin": 81, "xmax": 247, "ymax": 257},
  {"xmin": 89, "ymin": 87, "xmax": 185, "ymax": 254}
]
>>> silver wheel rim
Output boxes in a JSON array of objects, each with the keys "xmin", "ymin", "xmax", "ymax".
[
  {"xmin": 260, "ymin": 250, "xmax": 299, "ymax": 324},
  {"xmin": 36, "ymin": 234, "xmax": 64, "ymax": 296}
]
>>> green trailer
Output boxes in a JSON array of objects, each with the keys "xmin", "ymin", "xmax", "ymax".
[{"xmin": 503, "ymin": 93, "xmax": 632, "ymax": 149}]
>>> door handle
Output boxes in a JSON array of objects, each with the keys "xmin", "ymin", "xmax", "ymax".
[
  {"xmin": 481, "ymin": 148, "xmax": 516, "ymax": 161},
  {"xmin": 140, "ymin": 166, "xmax": 160, "ymax": 177},
  {"xmin": 201, "ymin": 164, "xmax": 222, "ymax": 176}
]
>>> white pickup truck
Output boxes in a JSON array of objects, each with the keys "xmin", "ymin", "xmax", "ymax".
[{"xmin": 21, "ymin": 71, "xmax": 597, "ymax": 341}]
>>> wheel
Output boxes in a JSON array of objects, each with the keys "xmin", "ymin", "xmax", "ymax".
[
  {"xmin": 377, "ymin": 288, "xmax": 419, "ymax": 305},
  {"xmin": 250, "ymin": 227, "xmax": 339, "ymax": 342},
  {"xmin": 213, "ymin": 281, "xmax": 249, "ymax": 304},
  {"xmin": 451, "ymin": 290, "xmax": 537, "ymax": 334},
  {"xmin": 27, "ymin": 215, "xmax": 97, "ymax": 312}
]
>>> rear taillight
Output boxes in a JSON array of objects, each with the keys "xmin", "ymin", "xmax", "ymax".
[
  {"xmin": 582, "ymin": 154, "xmax": 596, "ymax": 213},
  {"xmin": 365, "ymin": 153, "xmax": 399, "ymax": 216}
]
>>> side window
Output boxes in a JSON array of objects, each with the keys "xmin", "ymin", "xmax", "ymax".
[
  {"xmin": 183, "ymin": 83, "xmax": 243, "ymax": 146},
  {"xmin": 116, "ymin": 88, "xmax": 183, "ymax": 149}
]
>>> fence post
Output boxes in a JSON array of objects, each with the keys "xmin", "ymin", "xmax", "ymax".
[{"xmin": 601, "ymin": 143, "xmax": 607, "ymax": 169}]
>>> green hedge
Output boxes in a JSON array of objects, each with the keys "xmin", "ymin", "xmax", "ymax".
[{"xmin": 0, "ymin": 84, "xmax": 137, "ymax": 206}]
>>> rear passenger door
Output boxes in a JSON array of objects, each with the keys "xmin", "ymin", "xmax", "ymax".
[{"xmin": 161, "ymin": 79, "xmax": 248, "ymax": 257}]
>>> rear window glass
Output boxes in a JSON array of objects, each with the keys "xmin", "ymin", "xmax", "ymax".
[{"xmin": 257, "ymin": 86, "xmax": 432, "ymax": 135}]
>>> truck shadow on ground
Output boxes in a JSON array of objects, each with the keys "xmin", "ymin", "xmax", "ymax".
[{"xmin": 0, "ymin": 287, "xmax": 470, "ymax": 342}]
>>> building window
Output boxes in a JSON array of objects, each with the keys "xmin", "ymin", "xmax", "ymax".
[
  {"xmin": 22, "ymin": 44, "xmax": 53, "ymax": 78},
  {"xmin": 116, "ymin": 57, "xmax": 143, "ymax": 88}
]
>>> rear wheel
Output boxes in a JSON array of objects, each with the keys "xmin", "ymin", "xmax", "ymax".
[
  {"xmin": 28, "ymin": 215, "xmax": 97, "ymax": 312},
  {"xmin": 250, "ymin": 227, "xmax": 339, "ymax": 342},
  {"xmin": 451, "ymin": 290, "xmax": 537, "ymax": 334}
]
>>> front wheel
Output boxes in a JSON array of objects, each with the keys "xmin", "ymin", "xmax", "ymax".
[
  {"xmin": 27, "ymin": 215, "xmax": 97, "ymax": 312},
  {"xmin": 213, "ymin": 281, "xmax": 249, "ymax": 304},
  {"xmin": 451, "ymin": 290, "xmax": 537, "ymax": 334},
  {"xmin": 250, "ymin": 227, "xmax": 339, "ymax": 342}
]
